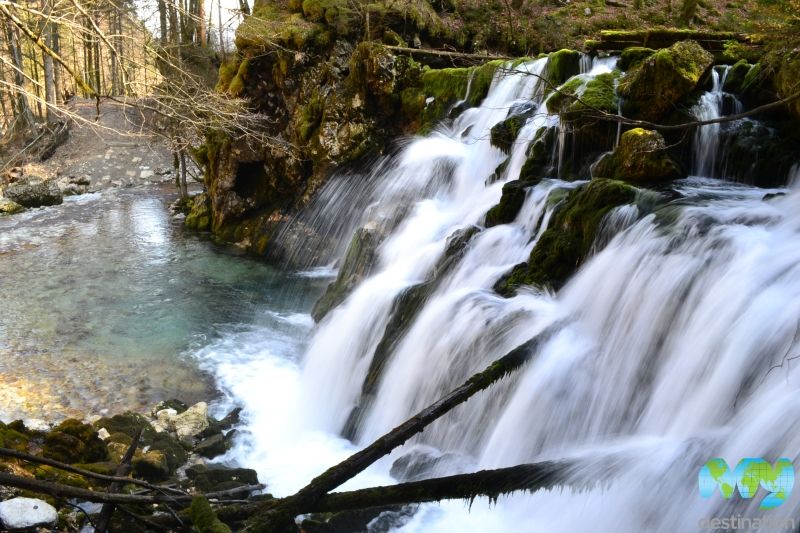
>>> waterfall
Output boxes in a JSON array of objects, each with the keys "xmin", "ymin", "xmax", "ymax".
[
  {"xmin": 691, "ymin": 66, "xmax": 744, "ymax": 178},
  {"xmin": 202, "ymin": 57, "xmax": 800, "ymax": 532}
]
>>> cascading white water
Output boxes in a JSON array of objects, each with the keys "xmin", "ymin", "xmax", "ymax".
[
  {"xmin": 200, "ymin": 57, "xmax": 800, "ymax": 532},
  {"xmin": 692, "ymin": 66, "xmax": 744, "ymax": 178}
]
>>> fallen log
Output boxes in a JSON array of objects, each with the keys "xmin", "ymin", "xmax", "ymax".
[
  {"xmin": 0, "ymin": 472, "xmax": 264, "ymax": 505},
  {"xmin": 383, "ymin": 45, "xmax": 512, "ymax": 67}
]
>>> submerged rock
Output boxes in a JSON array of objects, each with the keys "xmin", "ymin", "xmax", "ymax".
[
  {"xmin": 0, "ymin": 497, "xmax": 57, "ymax": 530},
  {"xmin": 594, "ymin": 128, "xmax": 682, "ymax": 183},
  {"xmin": 3, "ymin": 176, "xmax": 63, "ymax": 208}
]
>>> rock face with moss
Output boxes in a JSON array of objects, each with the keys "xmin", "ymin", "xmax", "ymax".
[
  {"xmin": 495, "ymin": 179, "xmax": 637, "ymax": 294},
  {"xmin": 196, "ymin": 0, "xmax": 532, "ymax": 255},
  {"xmin": 618, "ymin": 39, "xmax": 713, "ymax": 122},
  {"xmin": 594, "ymin": 128, "xmax": 682, "ymax": 183}
]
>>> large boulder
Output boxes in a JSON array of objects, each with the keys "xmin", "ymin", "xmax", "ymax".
[
  {"xmin": 594, "ymin": 128, "xmax": 682, "ymax": 183},
  {"xmin": 618, "ymin": 40, "xmax": 713, "ymax": 122},
  {"xmin": 0, "ymin": 497, "xmax": 57, "ymax": 530},
  {"xmin": 3, "ymin": 176, "xmax": 63, "ymax": 207}
]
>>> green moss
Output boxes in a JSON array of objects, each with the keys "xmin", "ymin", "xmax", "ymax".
[
  {"xmin": 495, "ymin": 179, "xmax": 637, "ymax": 293},
  {"xmin": 546, "ymin": 71, "xmax": 620, "ymax": 120},
  {"xmin": 191, "ymin": 496, "xmax": 232, "ymax": 533},
  {"xmin": 722, "ymin": 59, "xmax": 751, "ymax": 93},
  {"xmin": 297, "ymin": 91, "xmax": 325, "ymax": 143},
  {"xmin": 185, "ymin": 192, "xmax": 212, "ymax": 231},
  {"xmin": 485, "ymin": 181, "xmax": 529, "ymax": 227},
  {"xmin": 619, "ymin": 47, "xmax": 655, "ymax": 71},
  {"xmin": 312, "ymin": 228, "xmax": 380, "ymax": 321},
  {"xmin": 547, "ymin": 49, "xmax": 581, "ymax": 85},
  {"xmin": 490, "ymin": 113, "xmax": 529, "ymax": 153},
  {"xmin": 227, "ymin": 58, "xmax": 250, "ymax": 96},
  {"xmin": 618, "ymin": 39, "xmax": 713, "ymax": 121},
  {"xmin": 0, "ymin": 422, "xmax": 31, "ymax": 452},
  {"xmin": 519, "ymin": 126, "xmax": 556, "ymax": 182},
  {"xmin": 236, "ymin": 5, "xmax": 321, "ymax": 52},
  {"xmin": 419, "ymin": 60, "xmax": 503, "ymax": 130},
  {"xmin": 594, "ymin": 128, "xmax": 682, "ymax": 183},
  {"xmin": 43, "ymin": 419, "xmax": 108, "ymax": 464},
  {"xmin": 302, "ymin": 0, "xmax": 325, "ymax": 21},
  {"xmin": 215, "ymin": 61, "xmax": 239, "ymax": 93}
]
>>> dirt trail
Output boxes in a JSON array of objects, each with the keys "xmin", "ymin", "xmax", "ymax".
[{"xmin": 25, "ymin": 99, "xmax": 176, "ymax": 192}]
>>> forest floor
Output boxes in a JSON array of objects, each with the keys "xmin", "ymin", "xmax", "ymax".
[{"xmin": 22, "ymin": 98, "xmax": 176, "ymax": 193}]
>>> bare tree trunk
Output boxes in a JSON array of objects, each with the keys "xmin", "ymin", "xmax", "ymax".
[
  {"xmin": 178, "ymin": 146, "xmax": 188, "ymax": 199},
  {"xmin": 4, "ymin": 21, "xmax": 34, "ymax": 130},
  {"xmin": 168, "ymin": 0, "xmax": 179, "ymax": 45},
  {"xmin": 52, "ymin": 26, "xmax": 64, "ymax": 105},
  {"xmin": 198, "ymin": 0, "xmax": 206, "ymax": 46},
  {"xmin": 158, "ymin": 0, "xmax": 168, "ymax": 43},
  {"xmin": 41, "ymin": 0, "xmax": 57, "ymax": 123},
  {"xmin": 217, "ymin": 0, "xmax": 226, "ymax": 61},
  {"xmin": 239, "ymin": 0, "xmax": 250, "ymax": 15}
]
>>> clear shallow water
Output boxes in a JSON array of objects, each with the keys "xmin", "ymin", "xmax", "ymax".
[{"xmin": 0, "ymin": 184, "xmax": 325, "ymax": 423}]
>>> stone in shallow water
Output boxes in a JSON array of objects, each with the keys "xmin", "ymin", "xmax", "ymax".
[{"xmin": 0, "ymin": 497, "xmax": 57, "ymax": 529}]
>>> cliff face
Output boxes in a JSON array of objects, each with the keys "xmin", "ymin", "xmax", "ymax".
[{"xmin": 190, "ymin": 0, "xmax": 530, "ymax": 257}]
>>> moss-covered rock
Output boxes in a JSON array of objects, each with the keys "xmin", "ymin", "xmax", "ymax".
[
  {"xmin": 618, "ymin": 40, "xmax": 714, "ymax": 122},
  {"xmin": 185, "ymin": 192, "xmax": 212, "ymax": 231},
  {"xmin": 722, "ymin": 59, "xmax": 752, "ymax": 94},
  {"xmin": 519, "ymin": 127, "xmax": 557, "ymax": 182},
  {"xmin": 94, "ymin": 412, "xmax": 186, "ymax": 476},
  {"xmin": 418, "ymin": 60, "xmax": 504, "ymax": 130},
  {"xmin": 42, "ymin": 419, "xmax": 108, "ymax": 464},
  {"xmin": 312, "ymin": 227, "xmax": 381, "ymax": 321},
  {"xmin": 546, "ymin": 71, "xmax": 620, "ymax": 119},
  {"xmin": 618, "ymin": 46, "xmax": 655, "ymax": 71},
  {"xmin": 546, "ymin": 49, "xmax": 581, "ymax": 85},
  {"xmin": 0, "ymin": 197, "xmax": 24, "ymax": 215},
  {"xmin": 495, "ymin": 179, "xmax": 637, "ymax": 293},
  {"xmin": 594, "ymin": 128, "xmax": 682, "ymax": 183},
  {"xmin": 485, "ymin": 181, "xmax": 529, "ymax": 227},
  {"xmin": 489, "ymin": 112, "xmax": 530, "ymax": 153},
  {"xmin": 191, "ymin": 496, "xmax": 232, "ymax": 533}
]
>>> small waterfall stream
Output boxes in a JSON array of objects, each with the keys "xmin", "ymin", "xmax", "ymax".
[
  {"xmin": 200, "ymin": 57, "xmax": 800, "ymax": 531},
  {"xmin": 692, "ymin": 65, "xmax": 744, "ymax": 178}
]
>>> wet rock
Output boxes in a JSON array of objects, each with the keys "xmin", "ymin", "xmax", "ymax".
[
  {"xmin": 0, "ymin": 497, "xmax": 57, "ymax": 530},
  {"xmin": 195, "ymin": 433, "xmax": 229, "ymax": 459},
  {"xmin": 485, "ymin": 180, "xmax": 529, "ymax": 227},
  {"xmin": 496, "ymin": 179, "xmax": 638, "ymax": 293},
  {"xmin": 594, "ymin": 128, "xmax": 682, "ymax": 183},
  {"xmin": 152, "ymin": 398, "xmax": 189, "ymax": 415},
  {"xmin": 618, "ymin": 40, "xmax": 714, "ymax": 122},
  {"xmin": 185, "ymin": 464, "xmax": 259, "ymax": 492},
  {"xmin": 172, "ymin": 402, "xmax": 210, "ymax": 441},
  {"xmin": 0, "ymin": 198, "xmax": 24, "ymax": 215},
  {"xmin": 312, "ymin": 227, "xmax": 381, "ymax": 321},
  {"xmin": 132, "ymin": 450, "xmax": 170, "ymax": 482},
  {"xmin": 3, "ymin": 176, "xmax": 63, "ymax": 207}
]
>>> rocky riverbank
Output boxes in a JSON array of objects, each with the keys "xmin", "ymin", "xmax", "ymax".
[{"xmin": 0, "ymin": 399, "xmax": 260, "ymax": 531}]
